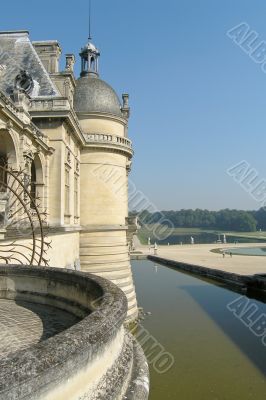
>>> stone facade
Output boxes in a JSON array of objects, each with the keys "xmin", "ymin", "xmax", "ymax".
[{"xmin": 0, "ymin": 31, "xmax": 138, "ymax": 321}]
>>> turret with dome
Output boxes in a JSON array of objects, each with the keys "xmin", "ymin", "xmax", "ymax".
[
  {"xmin": 74, "ymin": 39, "xmax": 123, "ymax": 117},
  {"xmin": 75, "ymin": 36, "xmax": 138, "ymax": 322}
]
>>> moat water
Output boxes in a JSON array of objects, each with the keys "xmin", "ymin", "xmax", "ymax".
[{"xmin": 132, "ymin": 260, "xmax": 266, "ymax": 400}]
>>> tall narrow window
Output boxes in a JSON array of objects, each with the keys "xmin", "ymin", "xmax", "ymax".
[
  {"xmin": 30, "ymin": 161, "xmax": 37, "ymax": 208},
  {"xmin": 65, "ymin": 168, "xmax": 70, "ymax": 216},
  {"xmin": 74, "ymin": 175, "xmax": 78, "ymax": 221},
  {"xmin": 90, "ymin": 57, "xmax": 95, "ymax": 71},
  {"xmin": 66, "ymin": 130, "xmax": 71, "ymax": 145}
]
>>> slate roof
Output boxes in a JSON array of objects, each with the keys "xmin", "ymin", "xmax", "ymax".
[
  {"xmin": 74, "ymin": 76, "xmax": 122, "ymax": 117},
  {"xmin": 0, "ymin": 31, "xmax": 59, "ymax": 98}
]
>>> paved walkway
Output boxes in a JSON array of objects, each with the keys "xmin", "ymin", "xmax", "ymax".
[
  {"xmin": 134, "ymin": 239, "xmax": 266, "ymax": 276},
  {"xmin": 0, "ymin": 299, "xmax": 79, "ymax": 358}
]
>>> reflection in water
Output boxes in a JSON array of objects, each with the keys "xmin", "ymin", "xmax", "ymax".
[{"xmin": 132, "ymin": 260, "xmax": 266, "ymax": 400}]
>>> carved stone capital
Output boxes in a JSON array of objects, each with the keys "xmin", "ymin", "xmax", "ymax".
[
  {"xmin": 23, "ymin": 150, "xmax": 35, "ymax": 172},
  {"xmin": 0, "ymin": 120, "xmax": 13, "ymax": 133}
]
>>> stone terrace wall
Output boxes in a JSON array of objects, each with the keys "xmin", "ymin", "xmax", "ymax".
[{"xmin": 0, "ymin": 266, "xmax": 149, "ymax": 400}]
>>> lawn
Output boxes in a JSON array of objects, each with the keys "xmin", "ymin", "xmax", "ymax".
[{"xmin": 137, "ymin": 225, "xmax": 266, "ymax": 245}]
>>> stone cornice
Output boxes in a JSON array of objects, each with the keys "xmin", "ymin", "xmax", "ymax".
[
  {"xmin": 76, "ymin": 111, "xmax": 128, "ymax": 126},
  {"xmin": 0, "ymin": 90, "xmax": 54, "ymax": 155},
  {"xmin": 30, "ymin": 97, "xmax": 86, "ymax": 146},
  {"xmin": 23, "ymin": 124, "xmax": 54, "ymax": 155}
]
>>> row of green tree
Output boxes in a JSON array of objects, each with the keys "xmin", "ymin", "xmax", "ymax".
[{"xmin": 137, "ymin": 208, "xmax": 266, "ymax": 232}]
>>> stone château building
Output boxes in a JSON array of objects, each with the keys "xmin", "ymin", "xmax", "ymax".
[{"xmin": 0, "ymin": 30, "xmax": 138, "ymax": 321}]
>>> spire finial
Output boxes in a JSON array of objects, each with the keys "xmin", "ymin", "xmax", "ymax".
[{"xmin": 89, "ymin": 0, "xmax": 92, "ymax": 40}]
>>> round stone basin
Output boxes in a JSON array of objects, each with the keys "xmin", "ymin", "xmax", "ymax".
[
  {"xmin": 0, "ymin": 266, "xmax": 149, "ymax": 400},
  {"xmin": 0, "ymin": 299, "xmax": 80, "ymax": 358}
]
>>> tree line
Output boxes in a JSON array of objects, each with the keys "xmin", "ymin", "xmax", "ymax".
[{"xmin": 137, "ymin": 208, "xmax": 266, "ymax": 232}]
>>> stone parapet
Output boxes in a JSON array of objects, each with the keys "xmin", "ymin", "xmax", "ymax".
[
  {"xmin": 83, "ymin": 132, "xmax": 133, "ymax": 156},
  {"xmin": 30, "ymin": 97, "xmax": 70, "ymax": 111},
  {"xmin": 0, "ymin": 266, "xmax": 149, "ymax": 400}
]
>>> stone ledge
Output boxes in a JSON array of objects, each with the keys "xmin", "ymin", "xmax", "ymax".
[
  {"xmin": 0, "ymin": 266, "xmax": 149, "ymax": 400},
  {"xmin": 148, "ymin": 255, "xmax": 266, "ymax": 300}
]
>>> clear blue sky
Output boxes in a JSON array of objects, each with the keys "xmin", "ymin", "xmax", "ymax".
[{"xmin": 1, "ymin": 0, "xmax": 266, "ymax": 211}]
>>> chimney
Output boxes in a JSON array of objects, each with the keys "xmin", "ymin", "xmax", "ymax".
[
  {"xmin": 33, "ymin": 41, "xmax": 62, "ymax": 73},
  {"xmin": 65, "ymin": 54, "xmax": 75, "ymax": 72}
]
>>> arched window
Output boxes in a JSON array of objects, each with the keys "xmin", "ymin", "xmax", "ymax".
[
  {"xmin": 0, "ymin": 131, "xmax": 18, "ymax": 191},
  {"xmin": 90, "ymin": 56, "xmax": 95, "ymax": 71}
]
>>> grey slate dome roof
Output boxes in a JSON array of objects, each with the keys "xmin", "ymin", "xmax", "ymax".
[{"xmin": 73, "ymin": 76, "xmax": 122, "ymax": 117}]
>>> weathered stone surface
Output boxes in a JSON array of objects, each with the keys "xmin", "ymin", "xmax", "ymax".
[
  {"xmin": 0, "ymin": 266, "xmax": 149, "ymax": 400},
  {"xmin": 0, "ymin": 299, "xmax": 79, "ymax": 358}
]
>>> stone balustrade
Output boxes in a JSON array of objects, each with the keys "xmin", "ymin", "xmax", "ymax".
[{"xmin": 84, "ymin": 132, "xmax": 133, "ymax": 154}]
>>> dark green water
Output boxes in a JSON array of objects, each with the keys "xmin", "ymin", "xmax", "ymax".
[{"xmin": 132, "ymin": 260, "xmax": 266, "ymax": 400}]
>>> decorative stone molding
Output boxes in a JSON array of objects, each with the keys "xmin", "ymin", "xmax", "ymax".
[
  {"xmin": 23, "ymin": 149, "xmax": 35, "ymax": 163},
  {"xmin": 10, "ymin": 89, "xmax": 31, "ymax": 124},
  {"xmin": 30, "ymin": 97, "xmax": 70, "ymax": 111},
  {"xmin": 126, "ymin": 160, "xmax": 132, "ymax": 175},
  {"xmin": 0, "ymin": 90, "xmax": 21, "ymax": 116},
  {"xmin": 0, "ymin": 90, "xmax": 48, "ymax": 148},
  {"xmin": 0, "ymin": 120, "xmax": 13, "ymax": 132},
  {"xmin": 67, "ymin": 150, "xmax": 71, "ymax": 164},
  {"xmin": 6, "ymin": 119, "xmax": 13, "ymax": 131}
]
